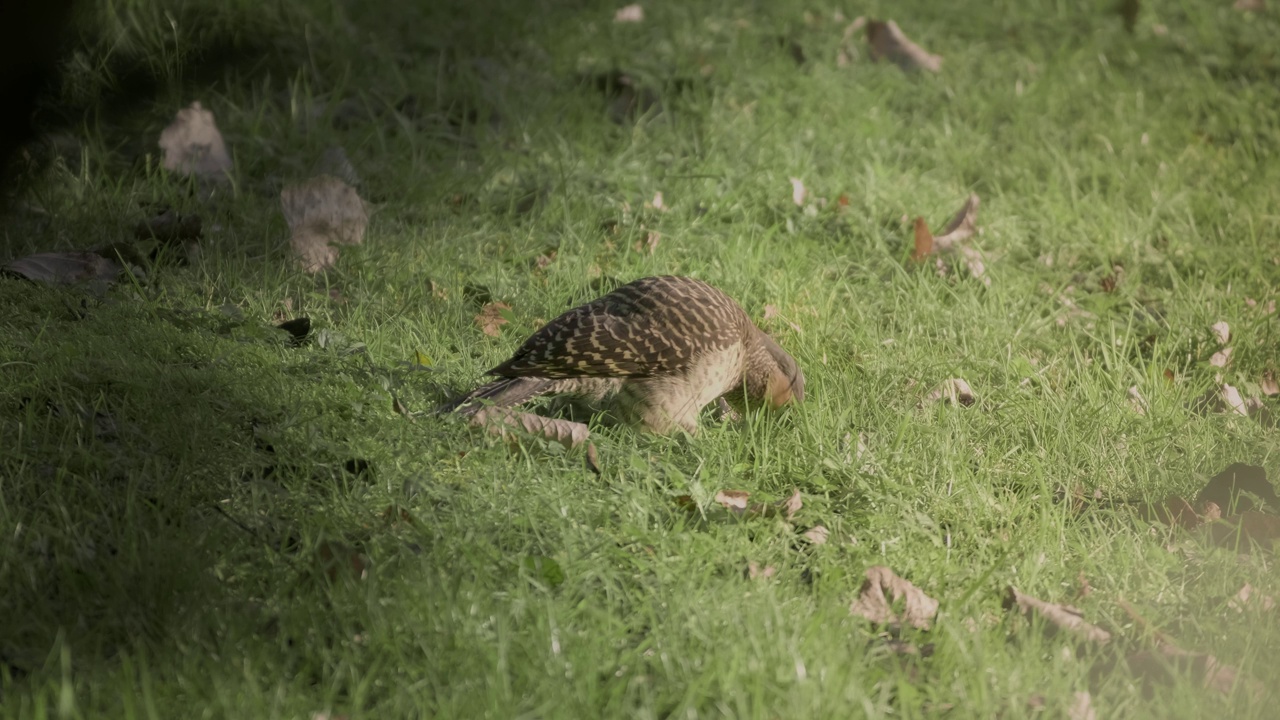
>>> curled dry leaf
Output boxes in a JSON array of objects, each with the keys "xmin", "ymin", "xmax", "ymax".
[
  {"xmin": 715, "ymin": 489, "xmax": 751, "ymax": 512},
  {"xmin": 1210, "ymin": 321, "xmax": 1231, "ymax": 345},
  {"xmin": 585, "ymin": 442, "xmax": 602, "ymax": 475},
  {"xmin": 714, "ymin": 488, "xmax": 802, "ymax": 520},
  {"xmin": 912, "ymin": 195, "xmax": 985, "ymax": 282},
  {"xmin": 614, "ymin": 4, "xmax": 643, "ymax": 22},
  {"xmin": 924, "ymin": 378, "xmax": 976, "ymax": 407},
  {"xmin": 865, "ymin": 20, "xmax": 942, "ymax": 73},
  {"xmin": 1209, "ymin": 347, "xmax": 1232, "ymax": 368},
  {"xmin": 3, "ymin": 252, "xmax": 120, "ymax": 286},
  {"xmin": 849, "ymin": 566, "xmax": 939, "ymax": 630},
  {"xmin": 747, "ymin": 562, "xmax": 777, "ymax": 580},
  {"xmin": 281, "ymin": 175, "xmax": 368, "ymax": 273},
  {"xmin": 470, "ymin": 407, "xmax": 590, "ymax": 449},
  {"xmin": 1002, "ymin": 587, "xmax": 1112, "ymax": 645},
  {"xmin": 932, "ymin": 194, "xmax": 980, "ymax": 251},
  {"xmin": 475, "ymin": 302, "xmax": 512, "ymax": 337},
  {"xmin": 802, "ymin": 525, "xmax": 830, "ymax": 545},
  {"xmin": 158, "ymin": 101, "xmax": 233, "ymax": 180}
]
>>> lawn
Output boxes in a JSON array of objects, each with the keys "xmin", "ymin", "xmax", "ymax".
[{"xmin": 2, "ymin": 0, "xmax": 1279, "ymax": 717}]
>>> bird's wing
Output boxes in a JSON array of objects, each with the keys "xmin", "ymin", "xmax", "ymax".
[{"xmin": 488, "ymin": 277, "xmax": 744, "ymax": 378}]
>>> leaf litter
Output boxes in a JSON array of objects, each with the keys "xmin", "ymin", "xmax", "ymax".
[
  {"xmin": 864, "ymin": 20, "xmax": 942, "ymax": 73},
  {"xmin": 2, "ymin": 252, "xmax": 121, "ymax": 287},
  {"xmin": 849, "ymin": 566, "xmax": 939, "ymax": 630}
]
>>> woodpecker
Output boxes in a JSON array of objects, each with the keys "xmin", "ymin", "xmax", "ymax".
[{"xmin": 438, "ymin": 276, "xmax": 804, "ymax": 434}]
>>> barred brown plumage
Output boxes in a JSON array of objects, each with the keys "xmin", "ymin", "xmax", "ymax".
[{"xmin": 438, "ymin": 276, "xmax": 804, "ymax": 433}]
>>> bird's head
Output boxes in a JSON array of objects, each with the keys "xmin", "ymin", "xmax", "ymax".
[{"xmin": 750, "ymin": 329, "xmax": 805, "ymax": 408}]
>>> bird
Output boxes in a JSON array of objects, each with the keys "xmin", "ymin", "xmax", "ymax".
[{"xmin": 437, "ymin": 275, "xmax": 804, "ymax": 434}]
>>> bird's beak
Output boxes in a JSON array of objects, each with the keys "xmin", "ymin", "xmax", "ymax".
[{"xmin": 769, "ymin": 369, "xmax": 804, "ymax": 408}]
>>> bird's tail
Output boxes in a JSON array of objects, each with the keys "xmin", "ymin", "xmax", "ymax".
[{"xmin": 435, "ymin": 377, "xmax": 556, "ymax": 417}]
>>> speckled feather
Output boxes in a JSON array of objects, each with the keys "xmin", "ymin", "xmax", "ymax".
[{"xmin": 487, "ymin": 276, "xmax": 749, "ymax": 379}]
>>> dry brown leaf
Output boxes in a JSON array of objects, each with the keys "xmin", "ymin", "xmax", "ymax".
[
  {"xmin": 470, "ymin": 407, "xmax": 590, "ymax": 449},
  {"xmin": 475, "ymin": 302, "xmax": 512, "ymax": 337},
  {"xmin": 1002, "ymin": 586, "xmax": 1112, "ymax": 645},
  {"xmin": 924, "ymin": 378, "xmax": 976, "ymax": 407},
  {"xmin": 777, "ymin": 489, "xmax": 803, "ymax": 521},
  {"xmin": 614, "ymin": 3, "xmax": 643, "ymax": 22},
  {"xmin": 1229, "ymin": 583, "xmax": 1276, "ymax": 613},
  {"xmin": 911, "ymin": 217, "xmax": 933, "ymax": 261},
  {"xmin": 715, "ymin": 489, "xmax": 751, "ymax": 511},
  {"xmin": 747, "ymin": 562, "xmax": 777, "ymax": 580},
  {"xmin": 1261, "ymin": 370, "xmax": 1278, "ymax": 397},
  {"xmin": 281, "ymin": 175, "xmax": 368, "ymax": 273},
  {"xmin": 1075, "ymin": 572, "xmax": 1093, "ymax": 600},
  {"xmin": 789, "ymin": 177, "xmax": 807, "ymax": 206},
  {"xmin": 1210, "ymin": 321, "xmax": 1231, "ymax": 345},
  {"xmin": 849, "ymin": 566, "xmax": 939, "ymax": 630},
  {"xmin": 802, "ymin": 525, "xmax": 830, "ymax": 545},
  {"xmin": 158, "ymin": 101, "xmax": 232, "ymax": 180},
  {"xmin": 1234, "ymin": 0, "xmax": 1266, "ymax": 12},
  {"xmin": 585, "ymin": 442, "xmax": 602, "ymax": 475},
  {"xmin": 865, "ymin": 20, "xmax": 942, "ymax": 72},
  {"xmin": 2, "ymin": 252, "xmax": 121, "ymax": 286},
  {"xmin": 1209, "ymin": 347, "xmax": 1232, "ymax": 368},
  {"xmin": 1067, "ymin": 691, "xmax": 1096, "ymax": 720}
]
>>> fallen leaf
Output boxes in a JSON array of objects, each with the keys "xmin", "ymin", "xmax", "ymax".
[
  {"xmin": 475, "ymin": 302, "xmax": 512, "ymax": 337},
  {"xmin": 3, "ymin": 252, "xmax": 121, "ymax": 287},
  {"xmin": 802, "ymin": 525, "xmax": 830, "ymax": 545},
  {"xmin": 635, "ymin": 231, "xmax": 660, "ymax": 254},
  {"xmin": 614, "ymin": 3, "xmax": 643, "ymax": 23},
  {"xmin": 280, "ymin": 175, "xmax": 368, "ymax": 273},
  {"xmin": 158, "ymin": 101, "xmax": 232, "ymax": 180},
  {"xmin": 585, "ymin": 442, "xmax": 602, "ymax": 475},
  {"xmin": 924, "ymin": 378, "xmax": 976, "ymax": 407},
  {"xmin": 647, "ymin": 191, "xmax": 666, "ymax": 211},
  {"xmin": 1195, "ymin": 463, "xmax": 1279, "ymax": 515},
  {"xmin": 1002, "ymin": 587, "xmax": 1112, "ymax": 645},
  {"xmin": 1261, "ymin": 371, "xmax": 1278, "ymax": 397},
  {"xmin": 1228, "ymin": 583, "xmax": 1276, "ymax": 613},
  {"xmin": 911, "ymin": 217, "xmax": 932, "ymax": 261},
  {"xmin": 1210, "ymin": 321, "xmax": 1231, "ymax": 345},
  {"xmin": 865, "ymin": 20, "xmax": 942, "ymax": 73},
  {"xmin": 1234, "ymin": 0, "xmax": 1266, "ymax": 12},
  {"xmin": 1067, "ymin": 691, "xmax": 1096, "ymax": 720},
  {"xmin": 763, "ymin": 304, "xmax": 781, "ymax": 321},
  {"xmin": 391, "ymin": 395, "xmax": 413, "ymax": 420},
  {"xmin": 747, "ymin": 562, "xmax": 777, "ymax": 580},
  {"xmin": 789, "ymin": 177, "xmax": 807, "ymax": 207},
  {"xmin": 849, "ymin": 566, "xmax": 939, "ymax": 630},
  {"xmin": 715, "ymin": 489, "xmax": 751, "ymax": 512},
  {"xmin": 1075, "ymin": 572, "xmax": 1093, "ymax": 600},
  {"xmin": 777, "ymin": 489, "xmax": 803, "ymax": 521},
  {"xmin": 471, "ymin": 407, "xmax": 590, "ymax": 449},
  {"xmin": 1209, "ymin": 347, "xmax": 1232, "ymax": 367}
]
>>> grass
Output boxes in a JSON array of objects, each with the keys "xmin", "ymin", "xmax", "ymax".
[{"xmin": 2, "ymin": 0, "xmax": 1279, "ymax": 716}]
